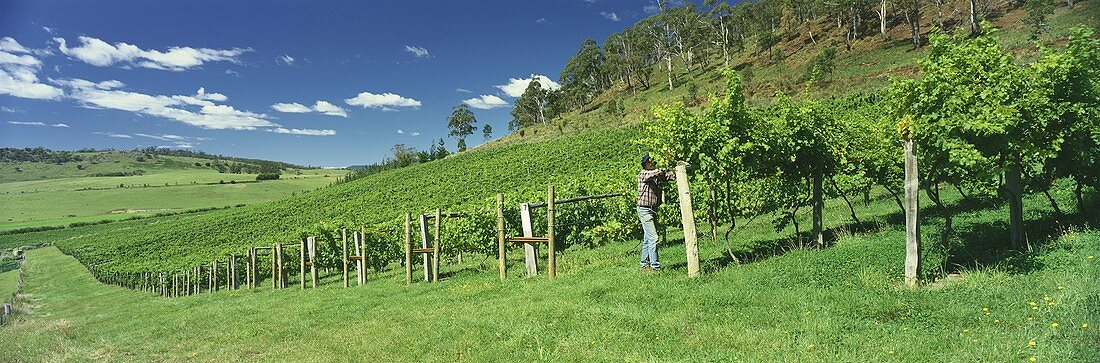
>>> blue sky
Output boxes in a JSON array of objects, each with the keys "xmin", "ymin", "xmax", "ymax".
[{"xmin": 0, "ymin": 0, "xmax": 660, "ymax": 167}]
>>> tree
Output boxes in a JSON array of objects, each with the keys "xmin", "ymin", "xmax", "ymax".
[
  {"xmin": 447, "ymin": 104, "xmax": 477, "ymax": 151},
  {"xmin": 482, "ymin": 123, "xmax": 493, "ymax": 141},
  {"xmin": 509, "ymin": 77, "xmax": 550, "ymax": 131},
  {"xmin": 1025, "ymin": 0, "xmax": 1055, "ymax": 40}
]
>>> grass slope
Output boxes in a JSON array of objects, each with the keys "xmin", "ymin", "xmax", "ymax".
[
  {"xmin": 0, "ymin": 187, "xmax": 1096, "ymax": 361},
  {"xmin": 0, "ymin": 168, "xmax": 344, "ymax": 231}
]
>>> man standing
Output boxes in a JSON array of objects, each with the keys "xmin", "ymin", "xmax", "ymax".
[{"xmin": 637, "ymin": 153, "xmax": 675, "ymax": 271}]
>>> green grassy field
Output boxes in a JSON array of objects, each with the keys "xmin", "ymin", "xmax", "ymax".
[
  {"xmin": 0, "ymin": 269, "xmax": 17, "ymax": 301},
  {"xmin": 0, "ymin": 168, "xmax": 345, "ymax": 231},
  {"xmin": 0, "ymin": 184, "xmax": 1095, "ymax": 361}
]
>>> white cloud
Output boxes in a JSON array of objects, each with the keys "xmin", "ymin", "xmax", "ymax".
[
  {"xmin": 0, "ymin": 37, "xmax": 64, "ymax": 100},
  {"xmin": 54, "ymin": 36, "xmax": 250, "ymax": 71},
  {"xmin": 643, "ymin": 4, "xmax": 661, "ymax": 14},
  {"xmin": 0, "ymin": 106, "xmax": 19, "ymax": 113},
  {"xmin": 410, "ymin": 131, "xmax": 420, "ymax": 136},
  {"xmin": 535, "ymin": 18, "xmax": 549, "ymax": 24},
  {"xmin": 403, "ymin": 45, "xmax": 430, "ymax": 58},
  {"xmin": 312, "ymin": 100, "xmax": 347, "ymax": 117},
  {"xmin": 494, "ymin": 75, "xmax": 561, "ymax": 97},
  {"xmin": 7, "ymin": 121, "xmax": 69, "ymax": 127},
  {"xmin": 55, "ymin": 78, "xmax": 277, "ymax": 130},
  {"xmin": 224, "ymin": 69, "xmax": 241, "ymax": 77},
  {"xmin": 94, "ymin": 131, "xmax": 132, "ymax": 138},
  {"xmin": 455, "ymin": 88, "xmax": 472, "ymax": 93},
  {"xmin": 270, "ymin": 127, "xmax": 336, "ymax": 136},
  {"xmin": 41, "ymin": 26, "xmax": 56, "ymax": 34},
  {"xmin": 195, "ymin": 87, "xmax": 227, "ymax": 102},
  {"xmin": 271, "ymin": 100, "xmax": 347, "ymax": 117},
  {"xmin": 463, "ymin": 94, "xmax": 509, "ymax": 110},
  {"xmin": 600, "ymin": 12, "xmax": 621, "ymax": 22},
  {"xmin": 271, "ymin": 102, "xmax": 312, "ymax": 113},
  {"xmin": 277, "ymin": 54, "xmax": 294, "ymax": 65},
  {"xmin": 396, "ymin": 129, "xmax": 405, "ymax": 134},
  {"xmin": 345, "ymin": 91, "xmax": 421, "ymax": 109},
  {"xmin": 134, "ymin": 133, "xmax": 201, "ymax": 148}
]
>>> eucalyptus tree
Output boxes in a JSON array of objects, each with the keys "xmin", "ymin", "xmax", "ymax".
[{"xmin": 447, "ymin": 103, "xmax": 477, "ymax": 152}]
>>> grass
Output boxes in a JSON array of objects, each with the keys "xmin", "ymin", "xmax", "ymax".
[
  {"xmin": 0, "ymin": 269, "xmax": 17, "ymax": 301},
  {"xmin": 0, "ymin": 168, "xmax": 346, "ymax": 231},
  {"xmin": 0, "ymin": 176, "xmax": 1096, "ymax": 361}
]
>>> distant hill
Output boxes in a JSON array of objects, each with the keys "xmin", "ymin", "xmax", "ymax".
[{"xmin": 0, "ymin": 147, "xmax": 313, "ymax": 183}]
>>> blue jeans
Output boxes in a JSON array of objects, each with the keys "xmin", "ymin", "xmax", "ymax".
[{"xmin": 637, "ymin": 206, "xmax": 659, "ymax": 269}]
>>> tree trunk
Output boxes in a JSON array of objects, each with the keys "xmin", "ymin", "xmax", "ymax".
[
  {"xmin": 812, "ymin": 172, "xmax": 825, "ymax": 247},
  {"xmin": 969, "ymin": 0, "xmax": 982, "ymax": 35},
  {"xmin": 1005, "ymin": 160, "xmax": 1025, "ymax": 248},
  {"xmin": 831, "ymin": 177, "xmax": 861, "ymax": 225},
  {"xmin": 903, "ymin": 138, "xmax": 920, "ymax": 287},
  {"xmin": 666, "ymin": 55, "xmax": 674, "ymax": 91},
  {"xmin": 879, "ymin": 0, "xmax": 889, "ymax": 39}
]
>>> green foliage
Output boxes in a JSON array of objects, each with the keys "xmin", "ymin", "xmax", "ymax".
[{"xmin": 447, "ymin": 103, "xmax": 477, "ymax": 148}]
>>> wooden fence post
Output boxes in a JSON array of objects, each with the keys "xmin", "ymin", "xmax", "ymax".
[
  {"xmin": 547, "ymin": 185, "xmax": 556, "ymax": 280},
  {"xmin": 520, "ymin": 203, "xmax": 538, "ymax": 277},
  {"xmin": 675, "ymin": 162, "xmax": 700, "ymax": 278},
  {"xmin": 357, "ymin": 228, "xmax": 365, "ymax": 285},
  {"xmin": 405, "ymin": 213, "xmax": 413, "ymax": 285},
  {"xmin": 342, "ymin": 228, "xmax": 349, "ymax": 288},
  {"xmin": 420, "ymin": 214, "xmax": 430, "ymax": 282},
  {"xmin": 300, "ymin": 239, "xmax": 306, "ymax": 289},
  {"xmin": 904, "ymin": 136, "xmax": 921, "ymax": 288},
  {"xmin": 497, "ymin": 193, "xmax": 506, "ymax": 281},
  {"xmin": 308, "ymin": 237, "xmax": 318, "ymax": 288},
  {"xmin": 272, "ymin": 244, "xmax": 278, "ymax": 289},
  {"xmin": 433, "ymin": 208, "xmax": 441, "ymax": 282}
]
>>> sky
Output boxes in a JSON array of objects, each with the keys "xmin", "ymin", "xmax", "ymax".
[{"xmin": 0, "ymin": 0, "xmax": 664, "ymax": 167}]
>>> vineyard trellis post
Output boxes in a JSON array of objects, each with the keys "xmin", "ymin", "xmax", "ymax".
[
  {"xmin": 675, "ymin": 162, "xmax": 700, "ymax": 277},
  {"xmin": 405, "ymin": 213, "xmax": 413, "ymax": 285},
  {"xmin": 308, "ymin": 237, "xmax": 318, "ymax": 288},
  {"xmin": 342, "ymin": 228, "xmax": 349, "ymax": 288},
  {"xmin": 519, "ymin": 203, "xmax": 539, "ymax": 276},
  {"xmin": 299, "ymin": 239, "xmax": 306, "ymax": 289},
  {"xmin": 433, "ymin": 208, "xmax": 441, "ymax": 283},
  {"xmin": 419, "ymin": 214, "xmax": 431, "ymax": 282},
  {"xmin": 356, "ymin": 227, "xmax": 366, "ymax": 284},
  {"xmin": 497, "ymin": 193, "xmax": 506, "ymax": 281},
  {"xmin": 547, "ymin": 185, "xmax": 556, "ymax": 279},
  {"xmin": 904, "ymin": 135, "xmax": 921, "ymax": 287}
]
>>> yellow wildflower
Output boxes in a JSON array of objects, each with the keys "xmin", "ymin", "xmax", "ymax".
[
  {"xmin": 963, "ymin": 329, "xmax": 970, "ymax": 333},
  {"xmin": 994, "ymin": 319, "xmax": 1000, "ymax": 324},
  {"xmin": 1082, "ymin": 324, "xmax": 1088, "ymax": 329},
  {"xmin": 1027, "ymin": 317, "xmax": 1034, "ymax": 321},
  {"xmin": 1051, "ymin": 322, "xmax": 1060, "ymax": 328},
  {"xmin": 1030, "ymin": 357, "xmax": 1037, "ymax": 362},
  {"xmin": 1057, "ymin": 285, "xmax": 1064, "ymax": 290},
  {"xmin": 808, "ymin": 344, "xmax": 815, "ymax": 350},
  {"xmin": 1029, "ymin": 341, "xmax": 1036, "ymax": 347}
]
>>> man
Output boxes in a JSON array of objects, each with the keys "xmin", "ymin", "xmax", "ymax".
[{"xmin": 636, "ymin": 153, "xmax": 675, "ymax": 271}]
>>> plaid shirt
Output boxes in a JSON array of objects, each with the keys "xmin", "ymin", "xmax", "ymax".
[{"xmin": 637, "ymin": 169, "xmax": 676, "ymax": 208}]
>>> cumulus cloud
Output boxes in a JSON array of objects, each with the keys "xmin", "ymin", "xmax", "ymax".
[
  {"xmin": 463, "ymin": 94, "xmax": 509, "ymax": 110},
  {"xmin": 7, "ymin": 121, "xmax": 69, "ymax": 127},
  {"xmin": 270, "ymin": 127, "xmax": 336, "ymax": 136},
  {"xmin": 54, "ymin": 36, "xmax": 250, "ymax": 71},
  {"xmin": 494, "ymin": 75, "xmax": 561, "ymax": 97},
  {"xmin": 311, "ymin": 100, "xmax": 347, "ymax": 117},
  {"xmin": 345, "ymin": 91, "xmax": 421, "ymax": 110},
  {"xmin": 271, "ymin": 102, "xmax": 312, "ymax": 113},
  {"xmin": 0, "ymin": 37, "xmax": 64, "ymax": 100},
  {"xmin": 133, "ymin": 133, "xmax": 202, "ymax": 148},
  {"xmin": 50, "ymin": 78, "xmax": 338, "ymax": 135},
  {"xmin": 271, "ymin": 100, "xmax": 347, "ymax": 117},
  {"xmin": 403, "ymin": 45, "xmax": 430, "ymax": 58},
  {"xmin": 600, "ymin": 12, "xmax": 621, "ymax": 21},
  {"xmin": 277, "ymin": 54, "xmax": 294, "ymax": 65}
]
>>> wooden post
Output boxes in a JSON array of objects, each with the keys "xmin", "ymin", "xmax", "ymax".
[
  {"xmin": 904, "ymin": 137, "xmax": 921, "ymax": 288},
  {"xmin": 405, "ymin": 213, "xmax": 413, "ymax": 285},
  {"xmin": 300, "ymin": 239, "xmax": 306, "ymax": 289},
  {"xmin": 675, "ymin": 162, "xmax": 700, "ymax": 278},
  {"xmin": 342, "ymin": 228, "xmax": 349, "ymax": 288},
  {"xmin": 277, "ymin": 243, "xmax": 285, "ymax": 288},
  {"xmin": 308, "ymin": 237, "xmax": 318, "ymax": 288},
  {"xmin": 231, "ymin": 254, "xmax": 239, "ymax": 290},
  {"xmin": 212, "ymin": 261, "xmax": 218, "ymax": 292},
  {"xmin": 251, "ymin": 248, "xmax": 258, "ymax": 288},
  {"xmin": 497, "ymin": 193, "xmax": 507, "ymax": 281},
  {"xmin": 547, "ymin": 185, "xmax": 556, "ymax": 280},
  {"xmin": 357, "ymin": 228, "xmax": 365, "ymax": 285},
  {"xmin": 420, "ymin": 214, "xmax": 430, "ymax": 282},
  {"xmin": 185, "ymin": 270, "xmax": 190, "ymax": 296},
  {"xmin": 520, "ymin": 203, "xmax": 538, "ymax": 277},
  {"xmin": 433, "ymin": 208, "xmax": 441, "ymax": 282},
  {"xmin": 246, "ymin": 248, "xmax": 253, "ymax": 289}
]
